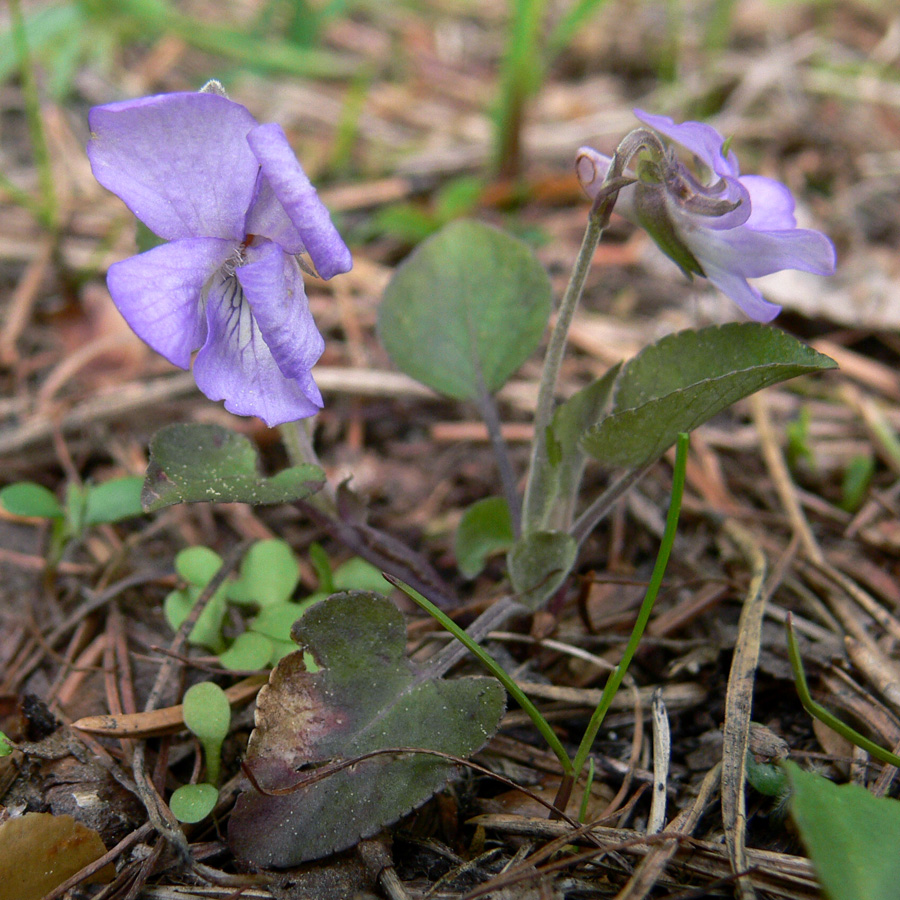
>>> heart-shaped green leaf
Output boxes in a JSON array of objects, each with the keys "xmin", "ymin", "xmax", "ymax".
[
  {"xmin": 378, "ymin": 220, "xmax": 552, "ymax": 400},
  {"xmin": 142, "ymin": 424, "xmax": 325, "ymax": 511},
  {"xmin": 508, "ymin": 530, "xmax": 577, "ymax": 610},
  {"xmin": 785, "ymin": 761, "xmax": 900, "ymax": 900},
  {"xmin": 228, "ymin": 592, "xmax": 506, "ymax": 866},
  {"xmin": 582, "ymin": 324, "xmax": 836, "ymax": 468}
]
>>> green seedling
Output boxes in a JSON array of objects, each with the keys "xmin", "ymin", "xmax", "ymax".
[
  {"xmin": 840, "ymin": 453, "xmax": 874, "ymax": 512},
  {"xmin": 165, "ymin": 539, "xmax": 392, "ymax": 668},
  {"xmin": 169, "ymin": 782, "xmax": 219, "ymax": 824},
  {"xmin": 0, "ymin": 732, "xmax": 13, "ymax": 757},
  {"xmin": 785, "ymin": 407, "xmax": 815, "ymax": 472},
  {"xmin": 169, "ymin": 682, "xmax": 231, "ymax": 824},
  {"xmin": 183, "ymin": 682, "xmax": 231, "ymax": 786},
  {"xmin": 0, "ymin": 476, "xmax": 145, "ymax": 564}
]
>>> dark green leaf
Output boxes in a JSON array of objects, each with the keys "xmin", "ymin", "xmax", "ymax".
[
  {"xmin": 142, "ymin": 424, "xmax": 325, "ymax": 511},
  {"xmin": 84, "ymin": 476, "xmax": 145, "ymax": 525},
  {"xmin": 508, "ymin": 531, "xmax": 577, "ymax": 610},
  {"xmin": 582, "ymin": 324, "xmax": 836, "ymax": 468},
  {"xmin": 454, "ymin": 497, "xmax": 514, "ymax": 578},
  {"xmin": 785, "ymin": 761, "xmax": 900, "ymax": 900},
  {"xmin": 378, "ymin": 220, "xmax": 552, "ymax": 400},
  {"xmin": 229, "ymin": 592, "xmax": 505, "ymax": 866},
  {"xmin": 0, "ymin": 482, "xmax": 63, "ymax": 520}
]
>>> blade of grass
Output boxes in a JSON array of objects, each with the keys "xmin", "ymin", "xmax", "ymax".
[
  {"xmin": 785, "ymin": 615, "xmax": 900, "ymax": 769},
  {"xmin": 386, "ymin": 574, "xmax": 574, "ymax": 777},
  {"xmin": 570, "ymin": 432, "xmax": 689, "ymax": 779}
]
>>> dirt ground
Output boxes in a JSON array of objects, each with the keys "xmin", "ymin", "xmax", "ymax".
[{"xmin": 2, "ymin": 0, "xmax": 900, "ymax": 897}]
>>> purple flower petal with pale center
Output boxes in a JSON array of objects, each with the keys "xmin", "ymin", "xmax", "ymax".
[
  {"xmin": 194, "ymin": 272, "xmax": 323, "ymax": 424},
  {"xmin": 236, "ymin": 240, "xmax": 324, "ymax": 380},
  {"xmin": 88, "ymin": 90, "xmax": 352, "ymax": 426}
]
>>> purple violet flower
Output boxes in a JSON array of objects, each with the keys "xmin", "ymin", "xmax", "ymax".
[
  {"xmin": 87, "ymin": 91, "xmax": 352, "ymax": 426},
  {"xmin": 576, "ymin": 109, "xmax": 835, "ymax": 322}
]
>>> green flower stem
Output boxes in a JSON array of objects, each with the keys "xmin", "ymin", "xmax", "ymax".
[
  {"xmin": 570, "ymin": 433, "xmax": 689, "ymax": 779},
  {"xmin": 786, "ymin": 615, "xmax": 900, "ymax": 768},
  {"xmin": 521, "ymin": 212, "xmax": 604, "ymax": 533},
  {"xmin": 279, "ymin": 418, "xmax": 336, "ymax": 511},
  {"xmin": 387, "ymin": 575, "xmax": 574, "ymax": 777},
  {"xmin": 10, "ymin": 0, "xmax": 57, "ymax": 233}
]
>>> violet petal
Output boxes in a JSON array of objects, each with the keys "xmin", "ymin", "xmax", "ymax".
[
  {"xmin": 247, "ymin": 123, "xmax": 352, "ymax": 280},
  {"xmin": 193, "ymin": 272, "xmax": 323, "ymax": 426},
  {"xmin": 740, "ymin": 175, "xmax": 798, "ymax": 230},
  {"xmin": 106, "ymin": 237, "xmax": 233, "ymax": 368},
  {"xmin": 235, "ymin": 240, "xmax": 325, "ymax": 381},
  {"xmin": 244, "ymin": 174, "xmax": 306, "ymax": 255},
  {"xmin": 88, "ymin": 93, "xmax": 258, "ymax": 242},
  {"xmin": 701, "ymin": 262, "xmax": 782, "ymax": 322},
  {"xmin": 685, "ymin": 226, "xmax": 837, "ymax": 279}
]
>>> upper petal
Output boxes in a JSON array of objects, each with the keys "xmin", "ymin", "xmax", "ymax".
[
  {"xmin": 235, "ymin": 240, "xmax": 325, "ymax": 381},
  {"xmin": 193, "ymin": 271, "xmax": 323, "ymax": 426},
  {"xmin": 634, "ymin": 109, "xmax": 739, "ymax": 179},
  {"xmin": 244, "ymin": 174, "xmax": 306, "ymax": 255},
  {"xmin": 88, "ymin": 93, "xmax": 259, "ymax": 242},
  {"xmin": 106, "ymin": 237, "xmax": 233, "ymax": 368},
  {"xmin": 246, "ymin": 123, "xmax": 352, "ymax": 280}
]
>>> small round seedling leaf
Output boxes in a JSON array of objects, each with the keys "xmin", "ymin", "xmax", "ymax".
[
  {"xmin": 455, "ymin": 497, "xmax": 514, "ymax": 579},
  {"xmin": 333, "ymin": 557, "xmax": 392, "ymax": 593},
  {"xmin": 175, "ymin": 546, "xmax": 224, "ymax": 587},
  {"xmin": 183, "ymin": 682, "xmax": 231, "ymax": 743},
  {"xmin": 0, "ymin": 732, "xmax": 12, "ymax": 757},
  {"xmin": 582, "ymin": 324, "xmax": 837, "ymax": 468},
  {"xmin": 83, "ymin": 476, "xmax": 145, "ymax": 525},
  {"xmin": 378, "ymin": 220, "xmax": 552, "ymax": 400},
  {"xmin": 228, "ymin": 539, "xmax": 299, "ymax": 606},
  {"xmin": 0, "ymin": 482, "xmax": 63, "ymax": 520},
  {"xmin": 169, "ymin": 784, "xmax": 219, "ymax": 824},
  {"xmin": 219, "ymin": 632, "xmax": 274, "ymax": 671},
  {"xmin": 184, "ymin": 682, "xmax": 231, "ymax": 786},
  {"xmin": 250, "ymin": 600, "xmax": 316, "ymax": 642},
  {"xmin": 164, "ymin": 587, "xmax": 228, "ymax": 653},
  {"xmin": 142, "ymin": 423, "xmax": 325, "ymax": 511},
  {"xmin": 508, "ymin": 531, "xmax": 578, "ymax": 611}
]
